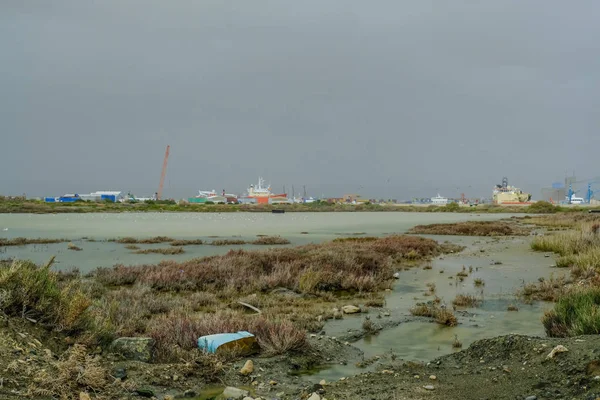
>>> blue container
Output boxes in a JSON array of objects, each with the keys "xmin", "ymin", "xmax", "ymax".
[{"xmin": 44, "ymin": 197, "xmax": 57, "ymax": 203}]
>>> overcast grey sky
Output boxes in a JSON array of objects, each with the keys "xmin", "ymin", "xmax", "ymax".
[{"xmin": 2, "ymin": 1, "xmax": 599, "ymax": 200}]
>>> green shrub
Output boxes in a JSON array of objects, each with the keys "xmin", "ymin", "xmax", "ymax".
[
  {"xmin": 445, "ymin": 202, "xmax": 460, "ymax": 212},
  {"xmin": 542, "ymin": 288, "xmax": 600, "ymax": 337},
  {"xmin": 527, "ymin": 201, "xmax": 558, "ymax": 214}
]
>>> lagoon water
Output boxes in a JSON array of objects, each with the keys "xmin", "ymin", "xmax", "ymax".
[{"xmin": 0, "ymin": 212, "xmax": 510, "ymax": 272}]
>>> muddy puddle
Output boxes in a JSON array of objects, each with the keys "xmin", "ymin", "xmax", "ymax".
[{"xmin": 303, "ymin": 235, "xmax": 564, "ymax": 383}]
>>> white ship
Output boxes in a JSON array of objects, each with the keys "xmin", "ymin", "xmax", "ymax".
[{"xmin": 431, "ymin": 194, "xmax": 449, "ymax": 205}]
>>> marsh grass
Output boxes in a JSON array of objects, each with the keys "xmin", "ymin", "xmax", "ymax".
[
  {"xmin": 0, "ymin": 237, "xmax": 68, "ymax": 246},
  {"xmin": 211, "ymin": 239, "xmax": 248, "ymax": 246},
  {"xmin": 97, "ymin": 235, "xmax": 448, "ymax": 294},
  {"xmin": 133, "ymin": 247, "xmax": 185, "ymax": 255},
  {"xmin": 0, "ymin": 234, "xmax": 461, "ymax": 373},
  {"xmin": 0, "ymin": 259, "xmax": 91, "ymax": 332},
  {"xmin": 531, "ymin": 222, "xmax": 600, "ymax": 257},
  {"xmin": 251, "ymin": 236, "xmax": 291, "ymax": 245},
  {"xmin": 170, "ymin": 239, "xmax": 204, "ymax": 246},
  {"xmin": 474, "ymin": 278, "xmax": 485, "ymax": 287},
  {"xmin": 452, "ymin": 334, "xmax": 462, "ymax": 349},
  {"xmin": 114, "ymin": 236, "xmax": 175, "ymax": 244},
  {"xmin": 452, "ymin": 294, "xmax": 481, "ymax": 307},
  {"xmin": 410, "ymin": 303, "xmax": 458, "ymax": 327},
  {"xmin": 522, "ymin": 275, "xmax": 570, "ymax": 302},
  {"xmin": 542, "ymin": 287, "xmax": 600, "ymax": 337},
  {"xmin": 408, "ymin": 221, "xmax": 529, "ymax": 236}
]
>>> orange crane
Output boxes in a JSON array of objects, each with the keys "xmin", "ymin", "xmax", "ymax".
[{"xmin": 157, "ymin": 145, "xmax": 170, "ymax": 200}]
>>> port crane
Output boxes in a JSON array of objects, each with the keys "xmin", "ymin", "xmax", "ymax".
[
  {"xmin": 564, "ymin": 176, "xmax": 600, "ymax": 204},
  {"xmin": 157, "ymin": 145, "xmax": 170, "ymax": 200}
]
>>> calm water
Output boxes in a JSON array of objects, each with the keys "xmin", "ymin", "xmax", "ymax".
[
  {"xmin": 309, "ymin": 235, "xmax": 562, "ymax": 382},
  {"xmin": 0, "ymin": 212, "xmax": 510, "ymax": 272}
]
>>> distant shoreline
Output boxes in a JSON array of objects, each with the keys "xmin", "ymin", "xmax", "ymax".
[{"xmin": 0, "ymin": 199, "xmax": 591, "ymax": 214}]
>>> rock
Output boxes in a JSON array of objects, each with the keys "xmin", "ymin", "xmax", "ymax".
[
  {"xmin": 423, "ymin": 385, "xmax": 435, "ymax": 390},
  {"xmin": 307, "ymin": 393, "xmax": 321, "ymax": 400},
  {"xmin": 429, "ymin": 375, "xmax": 437, "ymax": 380},
  {"xmin": 342, "ymin": 305, "xmax": 361, "ymax": 314},
  {"xmin": 135, "ymin": 388, "xmax": 155, "ymax": 398},
  {"xmin": 393, "ymin": 272, "xmax": 400, "ymax": 279},
  {"xmin": 269, "ymin": 380, "xmax": 278, "ymax": 385},
  {"xmin": 183, "ymin": 389, "xmax": 196, "ymax": 397},
  {"xmin": 332, "ymin": 309, "xmax": 343, "ymax": 319},
  {"xmin": 414, "ymin": 375, "xmax": 420, "ymax": 379},
  {"xmin": 319, "ymin": 379, "xmax": 327, "ymax": 385},
  {"xmin": 110, "ymin": 337, "xmax": 155, "ymax": 362},
  {"xmin": 164, "ymin": 396, "xmax": 175, "ymax": 400},
  {"xmin": 546, "ymin": 345, "xmax": 568, "ymax": 359},
  {"xmin": 222, "ymin": 387, "xmax": 250, "ymax": 399},
  {"xmin": 240, "ymin": 359, "xmax": 254, "ymax": 375},
  {"xmin": 383, "ymin": 312, "xmax": 390, "ymax": 317},
  {"xmin": 242, "ymin": 397, "xmax": 255, "ymax": 400},
  {"xmin": 525, "ymin": 396, "xmax": 537, "ymax": 400},
  {"xmin": 79, "ymin": 393, "xmax": 91, "ymax": 400}
]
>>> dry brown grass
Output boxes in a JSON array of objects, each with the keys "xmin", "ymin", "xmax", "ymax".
[
  {"xmin": 408, "ymin": 221, "xmax": 529, "ymax": 236},
  {"xmin": 452, "ymin": 334, "xmax": 463, "ymax": 348},
  {"xmin": 149, "ymin": 311, "xmax": 308, "ymax": 361},
  {"xmin": 251, "ymin": 236, "xmax": 291, "ymax": 245},
  {"xmin": 133, "ymin": 247, "xmax": 185, "ymax": 255},
  {"xmin": 97, "ymin": 235, "xmax": 449, "ymax": 295},
  {"xmin": 170, "ymin": 239, "xmax": 204, "ymax": 246},
  {"xmin": 0, "ymin": 237, "xmax": 67, "ymax": 246},
  {"xmin": 523, "ymin": 214, "xmax": 600, "ymax": 228},
  {"xmin": 115, "ymin": 236, "xmax": 175, "ymax": 244},
  {"xmin": 211, "ymin": 239, "xmax": 248, "ymax": 246},
  {"xmin": 410, "ymin": 303, "xmax": 458, "ymax": 327},
  {"xmin": 522, "ymin": 275, "xmax": 571, "ymax": 302},
  {"xmin": 426, "ymin": 282, "xmax": 436, "ymax": 295},
  {"xmin": 29, "ymin": 344, "xmax": 111, "ymax": 399},
  {"xmin": 124, "ymin": 244, "xmax": 140, "ymax": 250},
  {"xmin": 452, "ymin": 294, "xmax": 481, "ymax": 307}
]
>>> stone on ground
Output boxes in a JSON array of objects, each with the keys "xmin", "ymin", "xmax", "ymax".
[
  {"xmin": 240, "ymin": 359, "xmax": 254, "ymax": 375},
  {"xmin": 342, "ymin": 305, "xmax": 361, "ymax": 314},
  {"xmin": 222, "ymin": 386, "xmax": 249, "ymax": 399}
]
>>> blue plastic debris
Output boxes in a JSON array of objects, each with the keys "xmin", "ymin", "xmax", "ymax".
[{"xmin": 197, "ymin": 331, "xmax": 257, "ymax": 354}]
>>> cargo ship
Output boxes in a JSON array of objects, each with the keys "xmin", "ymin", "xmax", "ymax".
[
  {"xmin": 241, "ymin": 177, "xmax": 287, "ymax": 204},
  {"xmin": 493, "ymin": 177, "xmax": 532, "ymax": 205}
]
